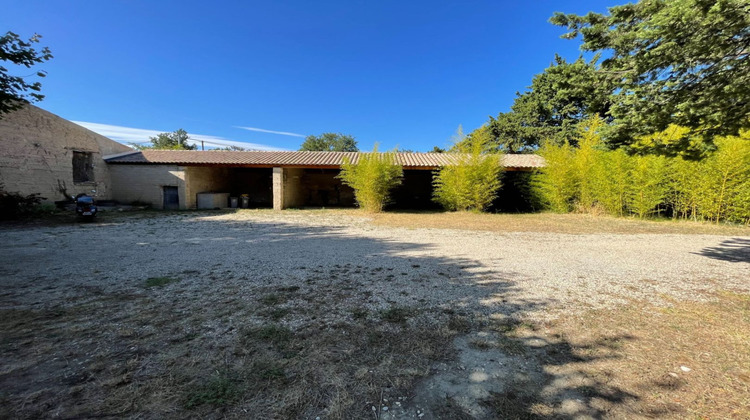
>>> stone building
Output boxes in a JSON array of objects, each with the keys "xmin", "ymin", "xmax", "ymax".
[
  {"xmin": 1, "ymin": 105, "xmax": 545, "ymax": 210},
  {"xmin": 0, "ymin": 105, "xmax": 132, "ymax": 202},
  {"xmin": 104, "ymin": 150, "xmax": 545, "ymax": 210}
]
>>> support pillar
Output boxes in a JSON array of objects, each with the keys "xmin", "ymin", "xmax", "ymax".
[
  {"xmin": 273, "ymin": 167, "xmax": 305, "ymax": 210},
  {"xmin": 273, "ymin": 167, "xmax": 284, "ymax": 210}
]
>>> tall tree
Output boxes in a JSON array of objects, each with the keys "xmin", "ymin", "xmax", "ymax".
[
  {"xmin": 134, "ymin": 129, "xmax": 197, "ymax": 150},
  {"xmin": 551, "ymin": 0, "xmax": 750, "ymax": 153},
  {"xmin": 0, "ymin": 31, "xmax": 53, "ymax": 116},
  {"xmin": 299, "ymin": 133, "xmax": 358, "ymax": 151},
  {"xmin": 472, "ymin": 56, "xmax": 611, "ymax": 152}
]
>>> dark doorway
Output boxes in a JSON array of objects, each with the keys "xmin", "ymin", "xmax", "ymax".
[
  {"xmin": 302, "ymin": 169, "xmax": 355, "ymax": 207},
  {"xmin": 388, "ymin": 170, "xmax": 440, "ymax": 210},
  {"xmin": 227, "ymin": 168, "xmax": 273, "ymax": 208},
  {"xmin": 163, "ymin": 186, "xmax": 179, "ymax": 210}
]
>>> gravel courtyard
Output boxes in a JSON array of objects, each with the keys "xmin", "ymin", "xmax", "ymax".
[{"xmin": 1, "ymin": 210, "xmax": 748, "ymax": 418}]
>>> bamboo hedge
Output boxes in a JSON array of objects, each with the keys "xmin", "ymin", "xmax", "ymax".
[
  {"xmin": 534, "ymin": 120, "xmax": 750, "ymax": 224},
  {"xmin": 433, "ymin": 128, "xmax": 504, "ymax": 212}
]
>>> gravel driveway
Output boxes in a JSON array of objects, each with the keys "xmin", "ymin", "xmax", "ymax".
[
  {"xmin": 2, "ymin": 211, "xmax": 747, "ymax": 320},
  {"xmin": 1, "ymin": 210, "xmax": 748, "ymax": 419}
]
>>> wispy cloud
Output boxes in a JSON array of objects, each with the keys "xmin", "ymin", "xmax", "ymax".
[
  {"xmin": 234, "ymin": 126, "xmax": 306, "ymax": 138},
  {"xmin": 72, "ymin": 121, "xmax": 287, "ymax": 151}
]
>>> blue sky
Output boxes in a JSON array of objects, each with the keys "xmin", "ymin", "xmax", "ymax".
[{"xmin": 3, "ymin": 1, "xmax": 617, "ymax": 151}]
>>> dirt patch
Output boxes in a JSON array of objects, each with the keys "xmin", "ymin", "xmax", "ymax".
[{"xmin": 396, "ymin": 292, "xmax": 750, "ymax": 419}]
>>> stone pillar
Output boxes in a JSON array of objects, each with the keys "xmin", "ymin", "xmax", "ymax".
[
  {"xmin": 284, "ymin": 168, "xmax": 305, "ymax": 208},
  {"xmin": 273, "ymin": 167, "xmax": 284, "ymax": 210}
]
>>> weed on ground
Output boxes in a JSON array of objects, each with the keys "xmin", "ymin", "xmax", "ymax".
[{"xmin": 145, "ymin": 276, "xmax": 179, "ymax": 288}]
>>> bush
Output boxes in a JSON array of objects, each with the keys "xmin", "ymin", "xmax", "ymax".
[
  {"xmin": 534, "ymin": 141, "xmax": 577, "ymax": 212},
  {"xmin": 691, "ymin": 134, "xmax": 750, "ymax": 223},
  {"xmin": 535, "ymin": 118, "xmax": 604, "ymax": 213},
  {"xmin": 338, "ymin": 144, "xmax": 403, "ymax": 212},
  {"xmin": 533, "ymin": 125, "xmax": 750, "ymax": 224},
  {"xmin": 0, "ymin": 183, "xmax": 44, "ymax": 220},
  {"xmin": 433, "ymin": 129, "xmax": 504, "ymax": 212},
  {"xmin": 573, "ymin": 119, "xmax": 606, "ymax": 211},
  {"xmin": 594, "ymin": 149, "xmax": 631, "ymax": 216},
  {"xmin": 627, "ymin": 154, "xmax": 669, "ymax": 218}
]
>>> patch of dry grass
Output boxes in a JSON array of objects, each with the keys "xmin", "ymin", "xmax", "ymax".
[
  {"xmin": 0, "ymin": 278, "xmax": 461, "ymax": 419},
  {"xmin": 2, "ymin": 277, "xmax": 747, "ymax": 419},
  {"xmin": 507, "ymin": 291, "xmax": 750, "ymax": 419},
  {"xmin": 341, "ymin": 210, "xmax": 750, "ymax": 235},
  {"xmin": 9, "ymin": 207, "xmax": 748, "ymax": 236}
]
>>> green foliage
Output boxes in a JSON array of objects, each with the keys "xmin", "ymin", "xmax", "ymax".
[
  {"xmin": 631, "ymin": 125, "xmax": 711, "ymax": 159},
  {"xmin": 379, "ymin": 306, "xmax": 414, "ymax": 324},
  {"xmin": 535, "ymin": 125, "xmax": 750, "ymax": 224},
  {"xmin": 338, "ymin": 144, "xmax": 403, "ymax": 212},
  {"xmin": 299, "ymin": 132, "xmax": 358, "ymax": 151},
  {"xmin": 184, "ymin": 373, "xmax": 241, "ymax": 409},
  {"xmin": 551, "ymin": 0, "xmax": 750, "ymax": 153},
  {"xmin": 433, "ymin": 127, "xmax": 504, "ymax": 212},
  {"xmin": 242, "ymin": 324, "xmax": 293, "ymax": 348},
  {"xmin": 145, "ymin": 276, "xmax": 179, "ymax": 288},
  {"xmin": 666, "ymin": 157, "xmax": 702, "ymax": 220},
  {"xmin": 213, "ymin": 145, "xmax": 247, "ymax": 151},
  {"xmin": 0, "ymin": 183, "xmax": 44, "ymax": 220},
  {"xmin": 134, "ymin": 129, "xmax": 196, "ymax": 150},
  {"xmin": 31, "ymin": 203, "xmax": 58, "ymax": 216},
  {"xmin": 593, "ymin": 149, "xmax": 631, "ymax": 216},
  {"xmin": 534, "ymin": 142, "xmax": 577, "ymax": 212},
  {"xmin": 627, "ymin": 155, "xmax": 669, "ymax": 218},
  {"xmin": 0, "ymin": 31, "xmax": 53, "ymax": 116},
  {"xmin": 572, "ymin": 118, "xmax": 606, "ymax": 210},
  {"xmin": 470, "ymin": 55, "xmax": 612, "ymax": 152},
  {"xmin": 534, "ymin": 118, "xmax": 605, "ymax": 213},
  {"xmin": 690, "ymin": 133, "xmax": 750, "ymax": 223}
]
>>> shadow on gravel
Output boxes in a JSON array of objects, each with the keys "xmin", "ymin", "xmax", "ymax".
[
  {"xmin": 697, "ymin": 237, "xmax": 750, "ymax": 263},
  {"xmin": 0, "ymin": 213, "xmax": 637, "ymax": 419}
]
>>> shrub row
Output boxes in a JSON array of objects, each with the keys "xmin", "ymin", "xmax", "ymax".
[{"xmin": 535, "ymin": 121, "xmax": 750, "ymax": 223}]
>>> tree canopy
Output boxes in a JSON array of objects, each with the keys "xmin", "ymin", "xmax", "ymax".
[
  {"xmin": 551, "ymin": 0, "xmax": 750, "ymax": 153},
  {"xmin": 0, "ymin": 31, "xmax": 53, "ymax": 116},
  {"xmin": 299, "ymin": 133, "xmax": 359, "ymax": 152},
  {"xmin": 213, "ymin": 145, "xmax": 247, "ymax": 151},
  {"xmin": 467, "ymin": 0, "xmax": 749, "ymax": 157},
  {"xmin": 133, "ymin": 129, "xmax": 197, "ymax": 150},
  {"xmin": 469, "ymin": 56, "xmax": 611, "ymax": 153}
]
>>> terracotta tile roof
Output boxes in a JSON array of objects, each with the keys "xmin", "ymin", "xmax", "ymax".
[{"xmin": 104, "ymin": 150, "xmax": 545, "ymax": 169}]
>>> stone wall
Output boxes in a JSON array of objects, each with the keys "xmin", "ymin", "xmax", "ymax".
[
  {"xmin": 273, "ymin": 167, "xmax": 306, "ymax": 210},
  {"xmin": 109, "ymin": 165, "xmax": 186, "ymax": 209},
  {"xmin": 184, "ymin": 166, "xmax": 232, "ymax": 209},
  {"xmin": 0, "ymin": 105, "xmax": 132, "ymax": 202}
]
